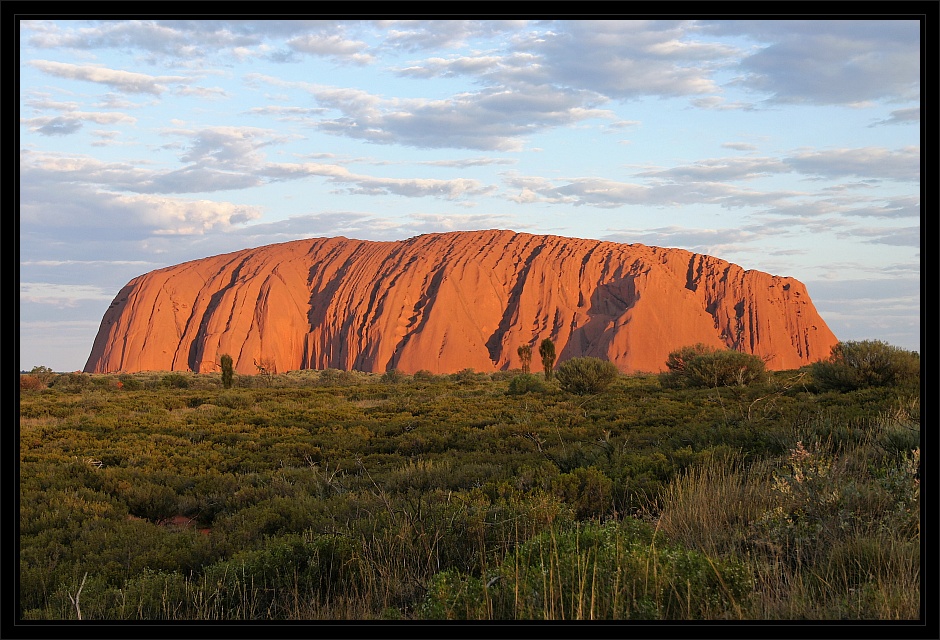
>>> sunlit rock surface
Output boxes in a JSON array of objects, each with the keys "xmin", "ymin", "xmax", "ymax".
[{"xmin": 84, "ymin": 230, "xmax": 838, "ymax": 375}]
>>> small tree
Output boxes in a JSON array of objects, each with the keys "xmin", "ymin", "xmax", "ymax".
[
  {"xmin": 253, "ymin": 357, "xmax": 277, "ymax": 387},
  {"xmin": 220, "ymin": 354, "xmax": 234, "ymax": 389},
  {"xmin": 539, "ymin": 338, "xmax": 556, "ymax": 381},
  {"xmin": 23, "ymin": 365, "xmax": 56, "ymax": 390},
  {"xmin": 556, "ymin": 357, "xmax": 620, "ymax": 395},
  {"xmin": 517, "ymin": 344, "xmax": 532, "ymax": 374}
]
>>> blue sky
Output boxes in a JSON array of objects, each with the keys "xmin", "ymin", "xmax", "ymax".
[{"xmin": 18, "ymin": 18, "xmax": 922, "ymax": 372}]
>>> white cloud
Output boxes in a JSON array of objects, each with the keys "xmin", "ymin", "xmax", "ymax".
[
  {"xmin": 263, "ymin": 162, "xmax": 496, "ymax": 199},
  {"xmin": 29, "ymin": 59, "xmax": 189, "ymax": 94},
  {"xmin": 287, "ymin": 33, "xmax": 374, "ymax": 64},
  {"xmin": 706, "ymin": 20, "xmax": 921, "ymax": 105},
  {"xmin": 637, "ymin": 156, "xmax": 791, "ymax": 181},
  {"xmin": 785, "ymin": 147, "xmax": 920, "ymax": 181},
  {"xmin": 721, "ymin": 142, "xmax": 759, "ymax": 151},
  {"xmin": 312, "ymin": 83, "xmax": 613, "ymax": 151},
  {"xmin": 22, "ymin": 111, "xmax": 137, "ymax": 136},
  {"xmin": 20, "ymin": 282, "xmax": 116, "ymax": 305},
  {"xmin": 869, "ymin": 107, "xmax": 920, "ymax": 127}
]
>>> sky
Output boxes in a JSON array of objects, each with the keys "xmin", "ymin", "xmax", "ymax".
[{"xmin": 17, "ymin": 18, "xmax": 922, "ymax": 373}]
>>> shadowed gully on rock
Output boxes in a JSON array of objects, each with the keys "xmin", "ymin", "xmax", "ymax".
[{"xmin": 84, "ymin": 230, "xmax": 838, "ymax": 375}]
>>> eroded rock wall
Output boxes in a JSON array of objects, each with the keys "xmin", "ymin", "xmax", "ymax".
[{"xmin": 84, "ymin": 230, "xmax": 838, "ymax": 374}]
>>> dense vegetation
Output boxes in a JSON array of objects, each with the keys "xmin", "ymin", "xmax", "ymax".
[
  {"xmin": 811, "ymin": 340, "xmax": 921, "ymax": 392},
  {"xmin": 18, "ymin": 345, "xmax": 921, "ymax": 621}
]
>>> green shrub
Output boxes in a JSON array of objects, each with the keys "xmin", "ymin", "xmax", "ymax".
[
  {"xmin": 811, "ymin": 340, "xmax": 920, "ymax": 392},
  {"xmin": 318, "ymin": 368, "xmax": 358, "ymax": 386},
  {"xmin": 161, "ymin": 373, "xmax": 191, "ymax": 389},
  {"xmin": 200, "ymin": 534, "xmax": 357, "ymax": 618},
  {"xmin": 118, "ymin": 374, "xmax": 143, "ymax": 390},
  {"xmin": 217, "ymin": 390, "xmax": 252, "ymax": 409},
  {"xmin": 555, "ymin": 357, "xmax": 619, "ymax": 395},
  {"xmin": 659, "ymin": 344, "xmax": 718, "ymax": 389},
  {"xmin": 686, "ymin": 350, "xmax": 767, "ymax": 387},
  {"xmin": 419, "ymin": 568, "xmax": 489, "ymax": 620},
  {"xmin": 117, "ymin": 569, "xmax": 189, "ymax": 619},
  {"xmin": 381, "ymin": 369, "xmax": 405, "ymax": 384},
  {"xmin": 550, "ymin": 466, "xmax": 614, "ymax": 519},
  {"xmin": 51, "ymin": 372, "xmax": 91, "ymax": 392},
  {"xmin": 664, "ymin": 343, "xmax": 718, "ymax": 372},
  {"xmin": 660, "ymin": 346, "xmax": 766, "ymax": 388},
  {"xmin": 507, "ymin": 373, "xmax": 546, "ymax": 395},
  {"xmin": 420, "ymin": 519, "xmax": 752, "ymax": 620},
  {"xmin": 450, "ymin": 368, "xmax": 481, "ymax": 384}
]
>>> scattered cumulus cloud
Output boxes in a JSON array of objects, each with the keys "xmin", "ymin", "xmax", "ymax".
[
  {"xmin": 522, "ymin": 20, "xmax": 743, "ymax": 100},
  {"xmin": 601, "ymin": 225, "xmax": 764, "ymax": 252},
  {"xmin": 226, "ymin": 210, "xmax": 517, "ymax": 244},
  {"xmin": 784, "ymin": 147, "xmax": 919, "ymax": 182},
  {"xmin": 307, "ymin": 81, "xmax": 614, "ymax": 151},
  {"xmin": 690, "ymin": 96, "xmax": 756, "ymax": 110},
  {"xmin": 852, "ymin": 225, "xmax": 920, "ymax": 247},
  {"xmin": 22, "ymin": 111, "xmax": 137, "ymax": 136},
  {"xmin": 20, "ymin": 282, "xmax": 117, "ymax": 305},
  {"xmin": 287, "ymin": 33, "xmax": 374, "ymax": 64},
  {"xmin": 721, "ymin": 142, "xmax": 758, "ymax": 151},
  {"xmin": 175, "ymin": 85, "xmax": 228, "ymax": 99},
  {"xmin": 868, "ymin": 107, "xmax": 920, "ymax": 127},
  {"xmin": 418, "ymin": 157, "xmax": 517, "ymax": 168},
  {"xmin": 637, "ymin": 156, "xmax": 791, "ymax": 181},
  {"xmin": 29, "ymin": 59, "xmax": 189, "ymax": 94},
  {"xmin": 704, "ymin": 20, "xmax": 921, "ymax": 105},
  {"xmin": 263, "ymin": 162, "xmax": 496, "ymax": 199}
]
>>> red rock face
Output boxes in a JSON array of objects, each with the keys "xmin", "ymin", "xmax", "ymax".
[{"xmin": 84, "ymin": 230, "xmax": 839, "ymax": 375}]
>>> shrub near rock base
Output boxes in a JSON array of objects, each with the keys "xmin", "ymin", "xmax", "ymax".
[
  {"xmin": 660, "ymin": 346, "xmax": 767, "ymax": 389},
  {"xmin": 507, "ymin": 373, "xmax": 546, "ymax": 395},
  {"xmin": 555, "ymin": 357, "xmax": 620, "ymax": 395},
  {"xmin": 811, "ymin": 340, "xmax": 920, "ymax": 392}
]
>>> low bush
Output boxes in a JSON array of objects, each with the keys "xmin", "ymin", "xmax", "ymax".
[
  {"xmin": 555, "ymin": 357, "xmax": 619, "ymax": 395},
  {"xmin": 20, "ymin": 375, "xmax": 45, "ymax": 391},
  {"xmin": 811, "ymin": 340, "xmax": 920, "ymax": 392},
  {"xmin": 381, "ymin": 369, "xmax": 405, "ymax": 384},
  {"xmin": 51, "ymin": 372, "xmax": 91, "ymax": 392},
  {"xmin": 161, "ymin": 373, "xmax": 191, "ymax": 389},
  {"xmin": 660, "ymin": 346, "xmax": 767, "ymax": 389},
  {"xmin": 507, "ymin": 373, "xmax": 546, "ymax": 395}
]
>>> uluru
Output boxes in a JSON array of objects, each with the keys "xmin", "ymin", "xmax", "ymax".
[{"xmin": 83, "ymin": 230, "xmax": 838, "ymax": 375}]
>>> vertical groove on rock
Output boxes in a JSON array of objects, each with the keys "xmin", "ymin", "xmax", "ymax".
[{"xmin": 485, "ymin": 243, "xmax": 543, "ymax": 364}]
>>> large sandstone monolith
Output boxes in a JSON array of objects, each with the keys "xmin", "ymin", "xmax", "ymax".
[{"xmin": 84, "ymin": 230, "xmax": 838, "ymax": 375}]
